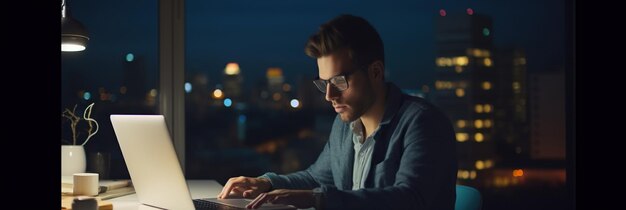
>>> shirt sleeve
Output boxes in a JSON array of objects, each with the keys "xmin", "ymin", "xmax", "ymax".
[
  {"xmin": 317, "ymin": 108, "xmax": 457, "ymax": 210},
  {"xmin": 259, "ymin": 140, "xmax": 334, "ymax": 190},
  {"xmin": 258, "ymin": 115, "xmax": 342, "ymax": 190}
]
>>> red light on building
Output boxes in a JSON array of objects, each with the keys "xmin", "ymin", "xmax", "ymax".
[
  {"xmin": 466, "ymin": 8, "xmax": 474, "ymax": 15},
  {"xmin": 439, "ymin": 9, "xmax": 447, "ymax": 17}
]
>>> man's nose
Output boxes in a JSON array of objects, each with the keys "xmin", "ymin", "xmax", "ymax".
[{"xmin": 325, "ymin": 84, "xmax": 340, "ymax": 102}]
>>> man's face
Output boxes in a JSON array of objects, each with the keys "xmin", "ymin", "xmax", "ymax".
[{"xmin": 317, "ymin": 49, "xmax": 375, "ymax": 122}]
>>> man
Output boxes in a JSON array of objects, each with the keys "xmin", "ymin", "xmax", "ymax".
[{"xmin": 218, "ymin": 14, "xmax": 457, "ymax": 210}]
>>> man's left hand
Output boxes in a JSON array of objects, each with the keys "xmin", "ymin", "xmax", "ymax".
[{"xmin": 246, "ymin": 189, "xmax": 314, "ymax": 209}]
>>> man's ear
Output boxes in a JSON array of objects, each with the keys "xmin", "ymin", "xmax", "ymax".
[{"xmin": 369, "ymin": 60, "xmax": 385, "ymax": 81}]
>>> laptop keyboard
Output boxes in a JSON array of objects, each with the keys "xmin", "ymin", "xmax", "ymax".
[{"xmin": 193, "ymin": 198, "xmax": 246, "ymax": 210}]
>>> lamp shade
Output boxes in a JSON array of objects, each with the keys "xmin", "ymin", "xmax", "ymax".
[{"xmin": 61, "ymin": 1, "xmax": 89, "ymax": 52}]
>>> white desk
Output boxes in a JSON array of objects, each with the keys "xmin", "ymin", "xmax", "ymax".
[{"xmin": 109, "ymin": 180, "xmax": 222, "ymax": 210}]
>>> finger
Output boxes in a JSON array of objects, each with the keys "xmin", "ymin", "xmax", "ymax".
[
  {"xmin": 218, "ymin": 178, "xmax": 233, "ymax": 198},
  {"xmin": 246, "ymin": 193, "xmax": 268, "ymax": 209},
  {"xmin": 242, "ymin": 189, "xmax": 258, "ymax": 198},
  {"xmin": 246, "ymin": 193, "xmax": 265, "ymax": 209},
  {"xmin": 219, "ymin": 178, "xmax": 241, "ymax": 199},
  {"xmin": 269, "ymin": 194, "xmax": 285, "ymax": 204},
  {"xmin": 227, "ymin": 187, "xmax": 247, "ymax": 198},
  {"xmin": 242, "ymin": 190, "xmax": 251, "ymax": 198},
  {"xmin": 218, "ymin": 181, "xmax": 230, "ymax": 198},
  {"xmin": 270, "ymin": 193, "xmax": 292, "ymax": 206},
  {"xmin": 220, "ymin": 178, "xmax": 250, "ymax": 199}
]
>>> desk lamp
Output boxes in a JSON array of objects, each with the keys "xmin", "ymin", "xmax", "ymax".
[{"xmin": 62, "ymin": 0, "xmax": 89, "ymax": 52}]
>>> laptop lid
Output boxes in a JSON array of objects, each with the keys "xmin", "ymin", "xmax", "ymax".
[
  {"xmin": 111, "ymin": 114, "xmax": 196, "ymax": 210},
  {"xmin": 112, "ymin": 114, "xmax": 297, "ymax": 210}
]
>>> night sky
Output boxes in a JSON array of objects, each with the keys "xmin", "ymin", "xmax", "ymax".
[{"xmin": 62, "ymin": 0, "xmax": 567, "ymax": 92}]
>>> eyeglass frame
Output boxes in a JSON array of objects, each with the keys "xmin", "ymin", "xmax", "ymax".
[{"xmin": 312, "ymin": 64, "xmax": 368, "ymax": 93}]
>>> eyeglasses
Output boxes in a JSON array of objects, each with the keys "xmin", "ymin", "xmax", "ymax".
[{"xmin": 312, "ymin": 70, "xmax": 357, "ymax": 93}]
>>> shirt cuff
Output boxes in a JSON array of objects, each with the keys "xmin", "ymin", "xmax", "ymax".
[{"xmin": 257, "ymin": 172, "xmax": 280, "ymax": 190}]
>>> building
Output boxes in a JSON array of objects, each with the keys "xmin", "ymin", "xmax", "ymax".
[
  {"xmin": 222, "ymin": 62, "xmax": 244, "ymax": 102},
  {"xmin": 186, "ymin": 72, "xmax": 210, "ymax": 120},
  {"xmin": 120, "ymin": 53, "xmax": 148, "ymax": 105},
  {"xmin": 529, "ymin": 71, "xmax": 566, "ymax": 160},
  {"xmin": 494, "ymin": 47, "xmax": 531, "ymax": 164},
  {"xmin": 432, "ymin": 11, "xmax": 497, "ymax": 184},
  {"xmin": 260, "ymin": 67, "xmax": 290, "ymax": 110}
]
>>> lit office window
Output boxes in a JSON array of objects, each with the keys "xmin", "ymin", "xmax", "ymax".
[
  {"xmin": 436, "ymin": 57, "xmax": 453, "ymax": 67},
  {"xmin": 435, "ymin": 81, "xmax": 447, "ymax": 90},
  {"xmin": 475, "ymin": 104, "xmax": 484, "ymax": 113},
  {"xmin": 513, "ymin": 82, "xmax": 521, "ymax": 93},
  {"xmin": 455, "ymin": 66, "xmax": 463, "ymax": 73},
  {"xmin": 483, "ymin": 58, "xmax": 493, "ymax": 67},
  {"xmin": 453, "ymin": 56, "xmax": 469, "ymax": 66},
  {"xmin": 482, "ymin": 81, "xmax": 492, "ymax": 90},
  {"xmin": 469, "ymin": 170, "xmax": 477, "ymax": 179},
  {"xmin": 455, "ymin": 88, "xmax": 465, "ymax": 97},
  {"xmin": 474, "ymin": 133, "xmax": 484, "ymax": 142},
  {"xmin": 436, "ymin": 57, "xmax": 444, "ymax": 67},
  {"xmin": 436, "ymin": 81, "xmax": 454, "ymax": 90},
  {"xmin": 468, "ymin": 48, "xmax": 492, "ymax": 58},
  {"xmin": 472, "ymin": 48, "xmax": 482, "ymax": 57},
  {"xmin": 485, "ymin": 159, "xmax": 494, "ymax": 168},
  {"xmin": 475, "ymin": 160, "xmax": 485, "ymax": 170},
  {"xmin": 456, "ymin": 120, "xmax": 467, "ymax": 128},
  {"xmin": 456, "ymin": 133, "xmax": 469, "ymax": 142},
  {"xmin": 484, "ymin": 104, "xmax": 493, "ymax": 113},
  {"xmin": 457, "ymin": 170, "xmax": 469, "ymax": 179},
  {"xmin": 482, "ymin": 49, "xmax": 491, "ymax": 57},
  {"xmin": 474, "ymin": 119, "xmax": 484, "ymax": 128},
  {"xmin": 484, "ymin": 119, "xmax": 493, "ymax": 128}
]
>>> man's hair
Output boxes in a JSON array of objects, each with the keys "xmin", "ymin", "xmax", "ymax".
[{"xmin": 304, "ymin": 14, "xmax": 385, "ymax": 68}]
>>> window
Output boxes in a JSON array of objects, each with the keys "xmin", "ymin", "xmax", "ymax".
[
  {"xmin": 456, "ymin": 133, "xmax": 469, "ymax": 142},
  {"xmin": 61, "ymin": 0, "xmax": 158, "ymax": 179}
]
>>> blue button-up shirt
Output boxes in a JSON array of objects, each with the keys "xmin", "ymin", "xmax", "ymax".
[
  {"xmin": 261, "ymin": 83, "xmax": 457, "ymax": 210},
  {"xmin": 350, "ymin": 119, "xmax": 377, "ymax": 190}
]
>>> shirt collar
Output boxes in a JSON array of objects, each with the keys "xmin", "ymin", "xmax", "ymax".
[
  {"xmin": 380, "ymin": 82, "xmax": 404, "ymax": 126},
  {"xmin": 350, "ymin": 118, "xmax": 364, "ymax": 136}
]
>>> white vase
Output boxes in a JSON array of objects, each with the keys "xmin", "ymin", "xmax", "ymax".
[{"xmin": 62, "ymin": 145, "xmax": 86, "ymax": 176}]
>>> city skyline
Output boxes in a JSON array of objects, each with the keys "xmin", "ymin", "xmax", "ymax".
[
  {"xmin": 60, "ymin": 2, "xmax": 572, "ymax": 208},
  {"xmin": 62, "ymin": 0, "xmax": 567, "ymax": 92}
]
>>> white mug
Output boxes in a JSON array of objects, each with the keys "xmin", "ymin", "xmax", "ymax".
[{"xmin": 73, "ymin": 173, "xmax": 99, "ymax": 196}]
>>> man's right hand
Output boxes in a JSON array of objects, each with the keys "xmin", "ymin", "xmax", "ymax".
[{"xmin": 217, "ymin": 176, "xmax": 272, "ymax": 199}]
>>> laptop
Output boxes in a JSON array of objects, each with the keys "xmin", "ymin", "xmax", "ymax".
[{"xmin": 111, "ymin": 114, "xmax": 297, "ymax": 210}]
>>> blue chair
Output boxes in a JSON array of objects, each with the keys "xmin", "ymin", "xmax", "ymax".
[{"xmin": 455, "ymin": 185, "xmax": 483, "ymax": 210}]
